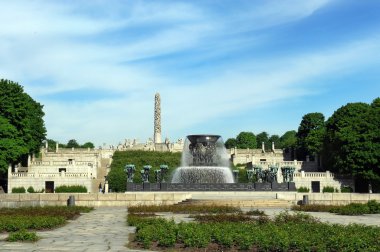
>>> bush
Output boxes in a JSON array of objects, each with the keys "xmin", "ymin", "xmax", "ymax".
[
  {"xmin": 341, "ymin": 186, "xmax": 353, "ymax": 193},
  {"xmin": 331, "ymin": 203, "xmax": 370, "ymax": 215},
  {"xmin": 55, "ymin": 185, "xmax": 87, "ymax": 193},
  {"xmin": 7, "ymin": 229, "xmax": 39, "ymax": 242},
  {"xmin": 128, "ymin": 211, "xmax": 380, "ymax": 251},
  {"xmin": 12, "ymin": 187, "xmax": 26, "ymax": 193},
  {"xmin": 322, "ymin": 186, "xmax": 335, "ymax": 193},
  {"xmin": 27, "ymin": 186, "xmax": 35, "ymax": 193},
  {"xmin": 297, "ymin": 186, "xmax": 310, "ymax": 192}
]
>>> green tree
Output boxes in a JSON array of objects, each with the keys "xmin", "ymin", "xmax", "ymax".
[
  {"xmin": 0, "ymin": 79, "xmax": 46, "ymax": 173},
  {"xmin": 81, "ymin": 142, "xmax": 95, "ymax": 149},
  {"xmin": 324, "ymin": 101, "xmax": 380, "ymax": 183},
  {"xmin": 236, "ymin": 132, "xmax": 257, "ymax": 149},
  {"xmin": 256, "ymin": 131, "xmax": 269, "ymax": 149},
  {"xmin": 66, "ymin": 139, "xmax": 80, "ymax": 148},
  {"xmin": 268, "ymin": 134, "xmax": 281, "ymax": 149},
  {"xmin": 297, "ymin": 112, "xmax": 325, "ymax": 160},
  {"xmin": 280, "ymin": 130, "xmax": 297, "ymax": 149},
  {"xmin": 224, "ymin": 138, "xmax": 237, "ymax": 149}
]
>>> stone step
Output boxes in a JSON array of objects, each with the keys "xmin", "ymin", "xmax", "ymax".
[{"xmin": 177, "ymin": 198, "xmax": 292, "ymax": 208}]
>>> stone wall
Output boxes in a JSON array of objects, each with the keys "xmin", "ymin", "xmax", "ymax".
[
  {"xmin": 0, "ymin": 192, "xmax": 192, "ymax": 207},
  {"xmin": 276, "ymin": 192, "xmax": 380, "ymax": 205}
]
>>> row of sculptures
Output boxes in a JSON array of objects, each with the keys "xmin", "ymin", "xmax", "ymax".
[
  {"xmin": 124, "ymin": 164, "xmax": 295, "ymax": 183},
  {"xmin": 244, "ymin": 165, "xmax": 295, "ymax": 183},
  {"xmin": 125, "ymin": 164, "xmax": 168, "ymax": 183}
]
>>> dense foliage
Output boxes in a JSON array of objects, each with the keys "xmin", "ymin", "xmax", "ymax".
[
  {"xmin": 0, "ymin": 206, "xmax": 93, "ymax": 233},
  {"xmin": 128, "ymin": 210, "xmax": 380, "ymax": 251},
  {"xmin": 0, "ymin": 79, "xmax": 46, "ymax": 174},
  {"xmin": 108, "ymin": 150, "xmax": 181, "ymax": 192},
  {"xmin": 235, "ymin": 131, "xmax": 257, "ymax": 149},
  {"xmin": 54, "ymin": 185, "xmax": 87, "ymax": 193},
  {"xmin": 7, "ymin": 229, "xmax": 39, "ymax": 242},
  {"xmin": 297, "ymin": 112, "xmax": 325, "ymax": 160},
  {"xmin": 324, "ymin": 100, "xmax": 380, "ymax": 190},
  {"xmin": 11, "ymin": 186, "xmax": 26, "ymax": 193},
  {"xmin": 292, "ymin": 200, "xmax": 380, "ymax": 215}
]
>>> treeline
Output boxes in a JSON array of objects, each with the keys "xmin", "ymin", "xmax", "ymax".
[
  {"xmin": 225, "ymin": 131, "xmax": 296, "ymax": 151},
  {"xmin": 46, "ymin": 139, "xmax": 95, "ymax": 151},
  {"xmin": 0, "ymin": 79, "xmax": 46, "ymax": 174},
  {"xmin": 226, "ymin": 98, "xmax": 380, "ymax": 192}
]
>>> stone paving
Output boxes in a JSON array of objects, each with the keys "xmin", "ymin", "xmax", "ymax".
[
  {"xmin": 0, "ymin": 207, "xmax": 149, "ymax": 252},
  {"xmin": 0, "ymin": 206, "xmax": 380, "ymax": 251}
]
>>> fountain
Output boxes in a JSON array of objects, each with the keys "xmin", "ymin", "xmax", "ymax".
[
  {"xmin": 125, "ymin": 134, "xmax": 296, "ymax": 192},
  {"xmin": 171, "ymin": 135, "xmax": 234, "ymax": 183}
]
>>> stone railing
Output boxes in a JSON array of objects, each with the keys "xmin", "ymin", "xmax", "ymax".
[
  {"xmin": 10, "ymin": 172, "xmax": 90, "ymax": 178},
  {"xmin": 30, "ymin": 161, "xmax": 94, "ymax": 166}
]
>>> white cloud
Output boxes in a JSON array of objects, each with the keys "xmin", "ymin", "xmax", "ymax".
[{"xmin": 0, "ymin": 0, "xmax": 379, "ymax": 146}]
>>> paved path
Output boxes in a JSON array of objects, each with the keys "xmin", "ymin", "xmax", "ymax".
[
  {"xmin": 1, "ymin": 207, "xmax": 380, "ymax": 251},
  {"xmin": 0, "ymin": 207, "xmax": 148, "ymax": 252}
]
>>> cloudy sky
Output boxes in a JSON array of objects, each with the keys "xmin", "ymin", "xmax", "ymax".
[{"xmin": 1, "ymin": 0, "xmax": 380, "ymax": 147}]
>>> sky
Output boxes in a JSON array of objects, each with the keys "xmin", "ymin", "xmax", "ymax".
[{"xmin": 1, "ymin": 0, "xmax": 380, "ymax": 147}]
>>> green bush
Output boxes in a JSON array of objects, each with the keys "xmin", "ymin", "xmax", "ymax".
[
  {"xmin": 127, "ymin": 211, "xmax": 380, "ymax": 251},
  {"xmin": 297, "ymin": 186, "xmax": 310, "ymax": 192},
  {"xmin": 12, "ymin": 187, "xmax": 26, "ymax": 193},
  {"xmin": 108, "ymin": 150, "xmax": 182, "ymax": 192},
  {"xmin": 27, "ymin": 186, "xmax": 35, "ymax": 193},
  {"xmin": 367, "ymin": 200, "xmax": 380, "ymax": 214},
  {"xmin": 341, "ymin": 186, "xmax": 353, "ymax": 193},
  {"xmin": 7, "ymin": 229, "xmax": 39, "ymax": 242},
  {"xmin": 322, "ymin": 186, "xmax": 335, "ymax": 193},
  {"xmin": 54, "ymin": 185, "xmax": 87, "ymax": 193}
]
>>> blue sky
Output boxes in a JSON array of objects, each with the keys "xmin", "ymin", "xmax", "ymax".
[{"xmin": 1, "ymin": 0, "xmax": 380, "ymax": 147}]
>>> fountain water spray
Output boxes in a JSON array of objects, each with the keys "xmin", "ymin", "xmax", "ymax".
[{"xmin": 171, "ymin": 135, "xmax": 234, "ymax": 183}]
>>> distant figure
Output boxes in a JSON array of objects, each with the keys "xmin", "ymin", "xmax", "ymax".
[{"xmin": 99, "ymin": 183, "xmax": 102, "ymax": 193}]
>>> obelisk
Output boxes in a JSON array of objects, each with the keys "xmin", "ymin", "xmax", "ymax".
[{"xmin": 154, "ymin": 93, "xmax": 162, "ymax": 144}]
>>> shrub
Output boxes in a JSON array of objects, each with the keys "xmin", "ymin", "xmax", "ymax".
[
  {"xmin": 297, "ymin": 186, "xmax": 310, "ymax": 192},
  {"xmin": 55, "ymin": 185, "xmax": 87, "ymax": 193},
  {"xmin": 322, "ymin": 186, "xmax": 335, "ymax": 193},
  {"xmin": 27, "ymin": 186, "xmax": 35, "ymax": 193},
  {"xmin": 12, "ymin": 187, "xmax": 26, "ymax": 193},
  {"xmin": 7, "ymin": 229, "xmax": 39, "ymax": 242},
  {"xmin": 367, "ymin": 200, "xmax": 380, "ymax": 214},
  {"xmin": 330, "ymin": 203, "xmax": 370, "ymax": 215},
  {"xmin": 341, "ymin": 186, "xmax": 353, "ymax": 193}
]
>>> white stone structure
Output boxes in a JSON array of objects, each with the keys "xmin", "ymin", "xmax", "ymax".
[{"xmin": 8, "ymin": 147, "xmax": 114, "ymax": 193}]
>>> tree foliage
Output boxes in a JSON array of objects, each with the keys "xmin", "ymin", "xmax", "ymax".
[
  {"xmin": 280, "ymin": 130, "xmax": 297, "ymax": 149},
  {"xmin": 256, "ymin": 132, "xmax": 269, "ymax": 149},
  {"xmin": 236, "ymin": 132, "xmax": 257, "ymax": 149},
  {"xmin": 297, "ymin": 112, "xmax": 325, "ymax": 159},
  {"xmin": 0, "ymin": 79, "xmax": 46, "ymax": 173},
  {"xmin": 324, "ymin": 102, "xmax": 380, "ymax": 181},
  {"xmin": 224, "ymin": 138, "xmax": 237, "ymax": 149}
]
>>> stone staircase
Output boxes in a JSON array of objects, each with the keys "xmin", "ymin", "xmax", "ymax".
[
  {"xmin": 91, "ymin": 158, "xmax": 110, "ymax": 193},
  {"xmin": 177, "ymin": 198, "xmax": 292, "ymax": 208},
  {"xmin": 175, "ymin": 192, "xmax": 293, "ymax": 208}
]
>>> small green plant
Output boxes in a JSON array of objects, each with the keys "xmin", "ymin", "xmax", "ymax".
[
  {"xmin": 322, "ymin": 186, "xmax": 335, "ymax": 193},
  {"xmin": 297, "ymin": 186, "xmax": 310, "ymax": 192},
  {"xmin": 55, "ymin": 185, "xmax": 87, "ymax": 193},
  {"xmin": 7, "ymin": 229, "xmax": 39, "ymax": 242},
  {"xmin": 12, "ymin": 187, "xmax": 26, "ymax": 193},
  {"xmin": 27, "ymin": 186, "xmax": 35, "ymax": 193}
]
